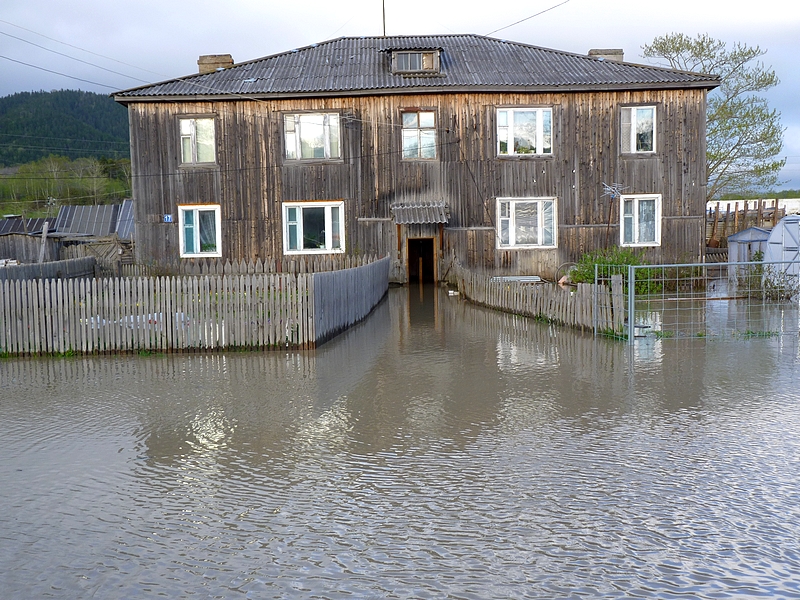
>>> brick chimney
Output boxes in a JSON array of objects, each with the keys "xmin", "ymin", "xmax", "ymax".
[
  {"xmin": 588, "ymin": 49, "xmax": 624, "ymax": 63},
  {"xmin": 198, "ymin": 54, "xmax": 234, "ymax": 74}
]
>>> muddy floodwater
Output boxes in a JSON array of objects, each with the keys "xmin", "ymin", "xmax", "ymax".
[{"xmin": 2, "ymin": 286, "xmax": 800, "ymax": 598}]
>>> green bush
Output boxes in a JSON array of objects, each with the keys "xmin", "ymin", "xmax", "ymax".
[
  {"xmin": 569, "ymin": 247, "xmax": 662, "ymax": 295},
  {"xmin": 569, "ymin": 247, "xmax": 647, "ymax": 284}
]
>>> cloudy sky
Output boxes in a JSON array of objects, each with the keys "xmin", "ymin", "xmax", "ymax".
[{"xmin": 2, "ymin": 0, "xmax": 799, "ymax": 188}]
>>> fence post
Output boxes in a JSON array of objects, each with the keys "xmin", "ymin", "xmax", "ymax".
[
  {"xmin": 628, "ymin": 264, "xmax": 635, "ymax": 345},
  {"xmin": 593, "ymin": 263, "xmax": 599, "ymax": 336}
]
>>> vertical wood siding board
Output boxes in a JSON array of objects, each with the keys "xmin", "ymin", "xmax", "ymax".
[
  {"xmin": 5, "ymin": 280, "xmax": 13, "ymax": 353},
  {"xmin": 1, "ymin": 280, "xmax": 8, "ymax": 354},
  {"xmin": 49, "ymin": 278, "xmax": 58, "ymax": 354},
  {"xmin": 12, "ymin": 279, "xmax": 20, "ymax": 355},
  {"xmin": 134, "ymin": 277, "xmax": 142, "ymax": 352},
  {"xmin": 233, "ymin": 274, "xmax": 240, "ymax": 348},
  {"xmin": 15, "ymin": 279, "xmax": 25, "ymax": 355},
  {"xmin": 69, "ymin": 278, "xmax": 78, "ymax": 353},
  {"xmin": 56, "ymin": 279, "xmax": 66, "ymax": 354},
  {"xmin": 42, "ymin": 279, "xmax": 56, "ymax": 354},
  {"xmin": 94, "ymin": 278, "xmax": 102, "ymax": 353},
  {"xmin": 162, "ymin": 276, "xmax": 170, "ymax": 352},
  {"xmin": 17, "ymin": 279, "xmax": 29, "ymax": 355}
]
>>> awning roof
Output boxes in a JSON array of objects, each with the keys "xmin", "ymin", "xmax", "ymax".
[{"xmin": 391, "ymin": 201, "xmax": 449, "ymax": 224}]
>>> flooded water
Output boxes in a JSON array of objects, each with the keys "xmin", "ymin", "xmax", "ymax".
[{"xmin": 2, "ymin": 286, "xmax": 800, "ymax": 599}]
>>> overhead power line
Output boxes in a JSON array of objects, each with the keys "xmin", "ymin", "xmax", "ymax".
[
  {"xmin": 485, "ymin": 0, "xmax": 570, "ymax": 36},
  {"xmin": 0, "ymin": 30, "xmax": 150, "ymax": 84},
  {"xmin": 0, "ymin": 54, "xmax": 118, "ymax": 89},
  {"xmin": 0, "ymin": 18, "xmax": 163, "ymax": 77}
]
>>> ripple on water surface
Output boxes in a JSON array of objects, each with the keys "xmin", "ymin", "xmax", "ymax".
[{"xmin": 1, "ymin": 296, "xmax": 800, "ymax": 598}]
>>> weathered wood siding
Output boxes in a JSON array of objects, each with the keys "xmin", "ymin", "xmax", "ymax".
[{"xmin": 127, "ymin": 88, "xmax": 707, "ymax": 279}]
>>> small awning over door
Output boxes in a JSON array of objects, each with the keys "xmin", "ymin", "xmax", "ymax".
[{"xmin": 391, "ymin": 200, "xmax": 449, "ymax": 225}]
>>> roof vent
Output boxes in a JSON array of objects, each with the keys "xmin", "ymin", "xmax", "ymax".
[
  {"xmin": 588, "ymin": 49, "xmax": 624, "ymax": 63},
  {"xmin": 198, "ymin": 54, "xmax": 234, "ymax": 74}
]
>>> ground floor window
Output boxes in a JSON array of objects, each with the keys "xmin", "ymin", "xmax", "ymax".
[
  {"xmin": 620, "ymin": 194, "xmax": 661, "ymax": 246},
  {"xmin": 496, "ymin": 197, "xmax": 557, "ymax": 248},
  {"xmin": 178, "ymin": 204, "xmax": 221, "ymax": 258},
  {"xmin": 283, "ymin": 201, "xmax": 345, "ymax": 254}
]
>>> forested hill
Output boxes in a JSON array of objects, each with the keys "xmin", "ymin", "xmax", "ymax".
[{"xmin": 0, "ymin": 90, "xmax": 130, "ymax": 167}]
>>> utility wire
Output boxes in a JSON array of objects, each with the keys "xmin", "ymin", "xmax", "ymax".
[
  {"xmin": 0, "ymin": 55, "xmax": 118, "ymax": 89},
  {"xmin": 485, "ymin": 0, "xmax": 570, "ymax": 36},
  {"xmin": 0, "ymin": 30, "xmax": 150, "ymax": 84},
  {"xmin": 0, "ymin": 18, "xmax": 163, "ymax": 77}
]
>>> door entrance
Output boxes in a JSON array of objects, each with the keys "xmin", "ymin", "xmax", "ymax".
[{"xmin": 407, "ymin": 238, "xmax": 435, "ymax": 283}]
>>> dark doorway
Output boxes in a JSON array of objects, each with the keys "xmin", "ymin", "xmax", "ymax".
[{"xmin": 408, "ymin": 238, "xmax": 435, "ymax": 283}]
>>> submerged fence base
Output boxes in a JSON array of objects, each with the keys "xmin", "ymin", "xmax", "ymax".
[
  {"xmin": 457, "ymin": 260, "xmax": 800, "ymax": 343},
  {"xmin": 457, "ymin": 270, "xmax": 625, "ymax": 336},
  {"xmin": 0, "ymin": 257, "xmax": 389, "ymax": 356}
]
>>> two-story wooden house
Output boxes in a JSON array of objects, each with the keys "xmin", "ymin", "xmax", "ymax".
[{"xmin": 114, "ymin": 35, "xmax": 719, "ymax": 282}]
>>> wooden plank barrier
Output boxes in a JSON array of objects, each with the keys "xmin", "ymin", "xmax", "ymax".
[
  {"xmin": 456, "ymin": 268, "xmax": 622, "ymax": 337},
  {"xmin": 0, "ymin": 256, "xmax": 389, "ymax": 356}
]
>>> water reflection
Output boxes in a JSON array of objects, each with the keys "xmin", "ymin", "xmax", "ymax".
[{"xmin": 1, "ymin": 287, "xmax": 800, "ymax": 598}]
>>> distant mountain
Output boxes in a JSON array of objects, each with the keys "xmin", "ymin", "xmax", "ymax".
[{"xmin": 0, "ymin": 90, "xmax": 129, "ymax": 167}]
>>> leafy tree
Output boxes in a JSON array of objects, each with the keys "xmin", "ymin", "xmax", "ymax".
[{"xmin": 642, "ymin": 33, "xmax": 785, "ymax": 199}]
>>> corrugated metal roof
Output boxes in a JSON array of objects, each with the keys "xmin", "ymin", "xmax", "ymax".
[
  {"xmin": 115, "ymin": 199, "xmax": 134, "ymax": 240},
  {"xmin": 0, "ymin": 217, "xmax": 55, "ymax": 236},
  {"xmin": 54, "ymin": 204, "xmax": 120, "ymax": 237},
  {"xmin": 115, "ymin": 35, "xmax": 719, "ymax": 100},
  {"xmin": 391, "ymin": 200, "xmax": 449, "ymax": 224}
]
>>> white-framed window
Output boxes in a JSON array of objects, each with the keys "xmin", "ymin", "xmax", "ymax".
[
  {"xmin": 620, "ymin": 194, "xmax": 661, "ymax": 246},
  {"xmin": 392, "ymin": 50, "xmax": 440, "ymax": 73},
  {"xmin": 284, "ymin": 113, "xmax": 341, "ymax": 161},
  {"xmin": 178, "ymin": 204, "xmax": 222, "ymax": 258},
  {"xmin": 496, "ymin": 197, "xmax": 557, "ymax": 249},
  {"xmin": 402, "ymin": 111, "xmax": 436, "ymax": 159},
  {"xmin": 179, "ymin": 117, "xmax": 216, "ymax": 164},
  {"xmin": 621, "ymin": 106, "xmax": 656, "ymax": 153},
  {"xmin": 283, "ymin": 201, "xmax": 345, "ymax": 254},
  {"xmin": 497, "ymin": 108, "xmax": 552, "ymax": 156}
]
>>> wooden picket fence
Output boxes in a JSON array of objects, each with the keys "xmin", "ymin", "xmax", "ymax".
[
  {"xmin": 0, "ymin": 257, "xmax": 389, "ymax": 356},
  {"xmin": 457, "ymin": 270, "xmax": 625, "ymax": 336},
  {"xmin": 122, "ymin": 254, "xmax": 380, "ymax": 277}
]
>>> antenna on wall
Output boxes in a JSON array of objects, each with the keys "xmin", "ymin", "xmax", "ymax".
[{"xmin": 382, "ymin": 0, "xmax": 386, "ymax": 36}]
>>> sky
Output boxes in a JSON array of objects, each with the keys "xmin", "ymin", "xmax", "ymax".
[{"xmin": 2, "ymin": 0, "xmax": 799, "ymax": 189}]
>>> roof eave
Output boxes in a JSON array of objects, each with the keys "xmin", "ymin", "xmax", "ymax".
[{"xmin": 114, "ymin": 80, "xmax": 719, "ymax": 104}]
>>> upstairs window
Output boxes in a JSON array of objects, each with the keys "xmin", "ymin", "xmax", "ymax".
[
  {"xmin": 283, "ymin": 201, "xmax": 345, "ymax": 254},
  {"xmin": 402, "ymin": 111, "xmax": 437, "ymax": 159},
  {"xmin": 497, "ymin": 197, "xmax": 557, "ymax": 249},
  {"xmin": 621, "ymin": 106, "xmax": 656, "ymax": 153},
  {"xmin": 497, "ymin": 108, "xmax": 552, "ymax": 156},
  {"xmin": 620, "ymin": 194, "xmax": 661, "ymax": 247},
  {"xmin": 392, "ymin": 50, "xmax": 440, "ymax": 74},
  {"xmin": 179, "ymin": 117, "xmax": 216, "ymax": 164},
  {"xmin": 178, "ymin": 204, "xmax": 221, "ymax": 258},
  {"xmin": 284, "ymin": 113, "xmax": 341, "ymax": 161}
]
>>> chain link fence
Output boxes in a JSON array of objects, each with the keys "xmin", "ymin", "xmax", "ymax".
[{"xmin": 594, "ymin": 261, "xmax": 800, "ymax": 342}]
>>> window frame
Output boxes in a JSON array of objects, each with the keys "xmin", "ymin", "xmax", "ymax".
[
  {"xmin": 620, "ymin": 105, "xmax": 657, "ymax": 154},
  {"xmin": 401, "ymin": 110, "xmax": 437, "ymax": 160},
  {"xmin": 283, "ymin": 112, "xmax": 342, "ymax": 162},
  {"xmin": 392, "ymin": 50, "xmax": 440, "ymax": 74},
  {"xmin": 619, "ymin": 194, "xmax": 662, "ymax": 247},
  {"xmin": 179, "ymin": 116, "xmax": 217, "ymax": 166},
  {"xmin": 178, "ymin": 204, "xmax": 222, "ymax": 258},
  {"xmin": 496, "ymin": 197, "xmax": 558, "ymax": 249},
  {"xmin": 282, "ymin": 200, "xmax": 346, "ymax": 255},
  {"xmin": 496, "ymin": 107, "xmax": 553, "ymax": 157}
]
